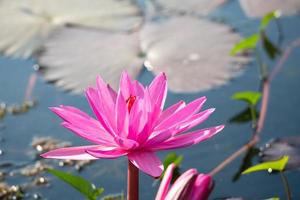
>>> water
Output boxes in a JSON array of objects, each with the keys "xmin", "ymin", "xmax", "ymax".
[{"xmin": 1, "ymin": 1, "xmax": 300, "ymax": 199}]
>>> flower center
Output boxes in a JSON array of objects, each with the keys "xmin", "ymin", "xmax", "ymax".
[{"xmin": 126, "ymin": 95, "xmax": 136, "ymax": 112}]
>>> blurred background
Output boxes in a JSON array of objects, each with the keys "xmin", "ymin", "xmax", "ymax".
[{"xmin": 0, "ymin": 0, "xmax": 300, "ymax": 199}]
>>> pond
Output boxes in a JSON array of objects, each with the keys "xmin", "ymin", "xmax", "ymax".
[{"xmin": 1, "ymin": 0, "xmax": 300, "ymax": 199}]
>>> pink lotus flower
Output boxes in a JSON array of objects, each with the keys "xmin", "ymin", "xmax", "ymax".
[
  {"xmin": 41, "ymin": 71, "xmax": 224, "ymax": 177},
  {"xmin": 155, "ymin": 163, "xmax": 213, "ymax": 200}
]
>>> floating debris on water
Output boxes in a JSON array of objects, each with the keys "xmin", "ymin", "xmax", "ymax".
[
  {"xmin": 31, "ymin": 137, "xmax": 71, "ymax": 153},
  {"xmin": 33, "ymin": 176, "xmax": 49, "ymax": 186},
  {"xmin": 102, "ymin": 193, "xmax": 125, "ymax": 200},
  {"xmin": 58, "ymin": 159, "xmax": 73, "ymax": 167},
  {"xmin": 0, "ymin": 102, "xmax": 6, "ymax": 119},
  {"xmin": 74, "ymin": 160, "xmax": 93, "ymax": 171},
  {"xmin": 0, "ymin": 183, "xmax": 24, "ymax": 200},
  {"xmin": 0, "ymin": 101, "xmax": 37, "ymax": 119},
  {"xmin": 20, "ymin": 161, "xmax": 51, "ymax": 177},
  {"xmin": 58, "ymin": 159, "xmax": 93, "ymax": 171},
  {"xmin": 30, "ymin": 137, "xmax": 93, "ymax": 170},
  {"xmin": 7, "ymin": 101, "xmax": 37, "ymax": 115}
]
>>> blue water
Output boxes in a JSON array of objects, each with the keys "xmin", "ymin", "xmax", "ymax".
[{"xmin": 1, "ymin": 1, "xmax": 300, "ymax": 199}]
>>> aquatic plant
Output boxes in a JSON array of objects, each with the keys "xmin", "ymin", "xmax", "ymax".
[{"xmin": 41, "ymin": 71, "xmax": 224, "ymax": 199}]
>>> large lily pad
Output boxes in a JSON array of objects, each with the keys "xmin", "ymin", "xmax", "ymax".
[
  {"xmin": 38, "ymin": 16, "xmax": 248, "ymax": 93},
  {"xmin": 239, "ymin": 0, "xmax": 300, "ymax": 18},
  {"xmin": 140, "ymin": 16, "xmax": 249, "ymax": 93},
  {"xmin": 0, "ymin": 0, "xmax": 249, "ymax": 94},
  {"xmin": 261, "ymin": 136, "xmax": 300, "ymax": 171},
  {"xmin": 0, "ymin": 0, "xmax": 142, "ymax": 58},
  {"xmin": 39, "ymin": 27, "xmax": 143, "ymax": 93}
]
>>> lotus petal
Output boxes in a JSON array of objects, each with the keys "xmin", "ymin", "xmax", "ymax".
[
  {"xmin": 128, "ymin": 151, "xmax": 163, "ymax": 177},
  {"xmin": 165, "ymin": 169, "xmax": 197, "ymax": 200},
  {"xmin": 41, "ymin": 145, "xmax": 99, "ymax": 160},
  {"xmin": 41, "ymin": 71, "xmax": 223, "ymax": 177},
  {"xmin": 155, "ymin": 163, "xmax": 175, "ymax": 200}
]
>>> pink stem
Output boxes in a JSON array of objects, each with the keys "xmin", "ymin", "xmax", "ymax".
[
  {"xmin": 127, "ymin": 160, "xmax": 139, "ymax": 200},
  {"xmin": 24, "ymin": 73, "xmax": 37, "ymax": 101}
]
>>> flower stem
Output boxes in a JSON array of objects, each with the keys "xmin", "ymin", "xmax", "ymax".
[
  {"xmin": 280, "ymin": 172, "xmax": 292, "ymax": 200},
  {"xmin": 249, "ymin": 105, "xmax": 257, "ymax": 129},
  {"xmin": 24, "ymin": 73, "xmax": 37, "ymax": 101},
  {"xmin": 127, "ymin": 160, "xmax": 139, "ymax": 200}
]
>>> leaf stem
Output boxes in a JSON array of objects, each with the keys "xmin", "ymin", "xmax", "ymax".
[
  {"xmin": 128, "ymin": 160, "xmax": 139, "ymax": 200},
  {"xmin": 249, "ymin": 105, "xmax": 257, "ymax": 129},
  {"xmin": 275, "ymin": 18, "xmax": 284, "ymax": 47},
  {"xmin": 255, "ymin": 48, "xmax": 268, "ymax": 80},
  {"xmin": 209, "ymin": 36, "xmax": 300, "ymax": 177},
  {"xmin": 280, "ymin": 172, "xmax": 292, "ymax": 200}
]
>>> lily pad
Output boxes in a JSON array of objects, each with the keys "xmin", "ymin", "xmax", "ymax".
[
  {"xmin": 0, "ymin": 0, "xmax": 142, "ymax": 58},
  {"xmin": 38, "ymin": 16, "xmax": 249, "ymax": 93},
  {"xmin": 140, "ymin": 16, "xmax": 249, "ymax": 93},
  {"xmin": 38, "ymin": 27, "xmax": 143, "ymax": 93},
  {"xmin": 261, "ymin": 136, "xmax": 300, "ymax": 171},
  {"xmin": 239, "ymin": 0, "xmax": 300, "ymax": 18}
]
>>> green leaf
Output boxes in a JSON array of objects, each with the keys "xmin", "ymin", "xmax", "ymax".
[
  {"xmin": 242, "ymin": 156, "xmax": 289, "ymax": 174},
  {"xmin": 231, "ymin": 91, "xmax": 262, "ymax": 106},
  {"xmin": 47, "ymin": 168, "xmax": 104, "ymax": 200},
  {"xmin": 229, "ymin": 107, "xmax": 260, "ymax": 124},
  {"xmin": 265, "ymin": 198, "xmax": 280, "ymax": 200},
  {"xmin": 232, "ymin": 148, "xmax": 260, "ymax": 182},
  {"xmin": 163, "ymin": 153, "xmax": 183, "ymax": 169},
  {"xmin": 261, "ymin": 32, "xmax": 281, "ymax": 59},
  {"xmin": 161, "ymin": 153, "xmax": 183, "ymax": 182},
  {"xmin": 260, "ymin": 11, "xmax": 281, "ymax": 31},
  {"xmin": 230, "ymin": 34, "xmax": 260, "ymax": 55}
]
